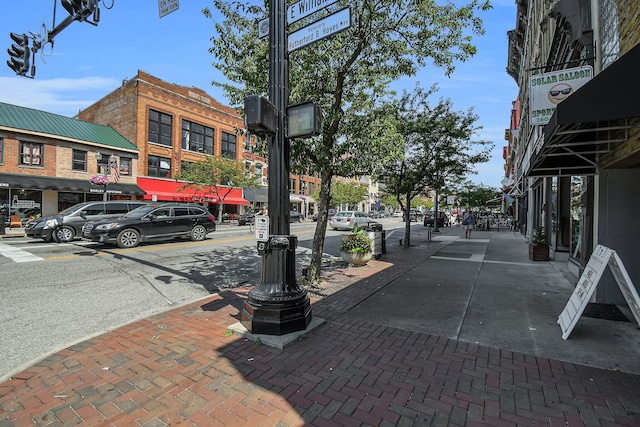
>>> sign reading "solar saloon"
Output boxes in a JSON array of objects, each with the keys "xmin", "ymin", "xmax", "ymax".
[{"xmin": 529, "ymin": 66, "xmax": 593, "ymax": 125}]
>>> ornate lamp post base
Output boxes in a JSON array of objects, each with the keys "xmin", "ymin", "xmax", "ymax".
[
  {"xmin": 241, "ymin": 235, "xmax": 312, "ymax": 335},
  {"xmin": 242, "ymin": 293, "xmax": 311, "ymax": 336}
]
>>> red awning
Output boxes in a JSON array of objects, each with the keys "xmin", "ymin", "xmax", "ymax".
[{"xmin": 137, "ymin": 177, "xmax": 248, "ymax": 205}]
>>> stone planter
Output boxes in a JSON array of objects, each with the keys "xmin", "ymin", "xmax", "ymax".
[
  {"xmin": 529, "ymin": 244, "xmax": 549, "ymax": 261},
  {"xmin": 340, "ymin": 251, "xmax": 372, "ymax": 266}
]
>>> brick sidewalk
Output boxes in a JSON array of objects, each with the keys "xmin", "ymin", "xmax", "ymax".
[{"xmin": 2, "ymin": 237, "xmax": 640, "ymax": 426}]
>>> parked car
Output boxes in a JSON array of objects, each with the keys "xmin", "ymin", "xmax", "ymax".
[
  {"xmin": 289, "ymin": 211, "xmax": 304, "ymax": 222},
  {"xmin": 403, "ymin": 208, "xmax": 424, "ymax": 222},
  {"xmin": 392, "ymin": 211, "xmax": 404, "ymax": 218},
  {"xmin": 312, "ymin": 209, "xmax": 336, "ymax": 221},
  {"xmin": 82, "ymin": 203, "xmax": 216, "ymax": 248},
  {"xmin": 329, "ymin": 211, "xmax": 376, "ymax": 231},
  {"xmin": 423, "ymin": 211, "xmax": 449, "ymax": 227},
  {"xmin": 370, "ymin": 209, "xmax": 390, "ymax": 219},
  {"xmin": 25, "ymin": 200, "xmax": 148, "ymax": 243},
  {"xmin": 378, "ymin": 209, "xmax": 391, "ymax": 218}
]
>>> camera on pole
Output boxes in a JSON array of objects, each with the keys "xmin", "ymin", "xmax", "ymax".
[{"xmin": 7, "ymin": 32, "xmax": 30, "ymax": 76}]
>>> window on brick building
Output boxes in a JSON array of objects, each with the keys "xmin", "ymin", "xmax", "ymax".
[
  {"xmin": 148, "ymin": 109, "xmax": 172, "ymax": 147},
  {"xmin": 120, "ymin": 158, "xmax": 132, "ymax": 176},
  {"xmin": 19, "ymin": 141, "xmax": 43, "ymax": 166},
  {"xmin": 182, "ymin": 120, "xmax": 214, "ymax": 154},
  {"xmin": 221, "ymin": 131, "xmax": 236, "ymax": 159},
  {"xmin": 180, "ymin": 160, "xmax": 194, "ymax": 174},
  {"xmin": 148, "ymin": 155, "xmax": 171, "ymax": 178},
  {"xmin": 289, "ymin": 178, "xmax": 297, "ymax": 194},
  {"xmin": 72, "ymin": 149, "xmax": 87, "ymax": 171},
  {"xmin": 0, "ymin": 138, "xmax": 3, "ymax": 164}
]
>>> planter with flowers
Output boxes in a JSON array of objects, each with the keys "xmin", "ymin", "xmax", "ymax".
[
  {"xmin": 529, "ymin": 227, "xmax": 549, "ymax": 261},
  {"xmin": 340, "ymin": 228, "xmax": 373, "ymax": 266}
]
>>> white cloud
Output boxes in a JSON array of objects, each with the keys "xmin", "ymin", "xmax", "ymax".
[{"xmin": 0, "ymin": 76, "xmax": 119, "ymax": 117}]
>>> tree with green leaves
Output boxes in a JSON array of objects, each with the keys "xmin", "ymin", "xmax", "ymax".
[
  {"xmin": 176, "ymin": 156, "xmax": 260, "ymax": 222},
  {"xmin": 449, "ymin": 179, "xmax": 500, "ymax": 210},
  {"xmin": 204, "ymin": 0, "xmax": 492, "ymax": 278},
  {"xmin": 377, "ymin": 85, "xmax": 492, "ymax": 246},
  {"xmin": 313, "ymin": 180, "xmax": 369, "ymax": 210}
]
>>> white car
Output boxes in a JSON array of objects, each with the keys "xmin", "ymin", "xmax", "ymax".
[
  {"xmin": 392, "ymin": 211, "xmax": 403, "ymax": 218},
  {"xmin": 329, "ymin": 211, "xmax": 376, "ymax": 231}
]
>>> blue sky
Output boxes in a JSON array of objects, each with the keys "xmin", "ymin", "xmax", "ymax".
[{"xmin": 0, "ymin": 0, "xmax": 517, "ymax": 189}]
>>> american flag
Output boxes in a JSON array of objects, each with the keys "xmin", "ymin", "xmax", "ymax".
[{"xmin": 111, "ymin": 158, "xmax": 120, "ymax": 183}]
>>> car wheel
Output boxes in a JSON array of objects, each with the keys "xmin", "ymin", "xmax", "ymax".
[
  {"xmin": 117, "ymin": 228, "xmax": 140, "ymax": 248},
  {"xmin": 190, "ymin": 224, "xmax": 208, "ymax": 241},
  {"xmin": 54, "ymin": 226, "xmax": 75, "ymax": 243},
  {"xmin": 297, "ymin": 217, "xmax": 302, "ymax": 223}
]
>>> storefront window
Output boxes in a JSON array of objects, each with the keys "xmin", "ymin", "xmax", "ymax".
[
  {"xmin": 10, "ymin": 189, "xmax": 42, "ymax": 223},
  {"xmin": 570, "ymin": 176, "xmax": 586, "ymax": 260},
  {"xmin": 58, "ymin": 192, "xmax": 85, "ymax": 212},
  {"xmin": 550, "ymin": 177, "xmax": 558, "ymax": 248}
]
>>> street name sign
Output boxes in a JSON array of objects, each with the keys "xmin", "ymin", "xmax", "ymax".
[
  {"xmin": 288, "ymin": 8, "xmax": 351, "ymax": 53},
  {"xmin": 288, "ymin": 0, "xmax": 339, "ymax": 25},
  {"xmin": 158, "ymin": 0, "xmax": 179, "ymax": 18}
]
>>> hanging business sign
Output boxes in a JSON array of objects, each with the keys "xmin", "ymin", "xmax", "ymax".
[
  {"xmin": 557, "ymin": 245, "xmax": 640, "ymax": 339},
  {"xmin": 529, "ymin": 66, "xmax": 593, "ymax": 125},
  {"xmin": 288, "ymin": 8, "xmax": 351, "ymax": 52}
]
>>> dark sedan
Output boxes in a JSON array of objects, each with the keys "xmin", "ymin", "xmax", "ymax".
[
  {"xmin": 289, "ymin": 211, "xmax": 305, "ymax": 222},
  {"xmin": 82, "ymin": 203, "xmax": 216, "ymax": 248},
  {"xmin": 423, "ymin": 211, "xmax": 449, "ymax": 227}
]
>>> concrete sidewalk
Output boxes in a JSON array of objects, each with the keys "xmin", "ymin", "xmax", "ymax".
[{"xmin": 2, "ymin": 226, "xmax": 640, "ymax": 426}]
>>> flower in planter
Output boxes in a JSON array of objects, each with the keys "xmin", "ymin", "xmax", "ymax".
[
  {"xmin": 90, "ymin": 175, "xmax": 109, "ymax": 185},
  {"xmin": 339, "ymin": 228, "xmax": 373, "ymax": 253}
]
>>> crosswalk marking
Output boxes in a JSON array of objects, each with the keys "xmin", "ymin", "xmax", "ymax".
[{"xmin": 0, "ymin": 243, "xmax": 44, "ymax": 263}]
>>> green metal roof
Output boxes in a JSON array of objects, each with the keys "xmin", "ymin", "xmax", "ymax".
[{"xmin": 0, "ymin": 102, "xmax": 138, "ymax": 152}]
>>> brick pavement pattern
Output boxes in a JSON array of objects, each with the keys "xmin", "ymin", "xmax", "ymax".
[{"xmin": 2, "ymin": 239, "xmax": 640, "ymax": 426}]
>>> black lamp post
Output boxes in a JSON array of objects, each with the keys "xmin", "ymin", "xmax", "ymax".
[{"xmin": 240, "ymin": 0, "xmax": 312, "ymax": 335}]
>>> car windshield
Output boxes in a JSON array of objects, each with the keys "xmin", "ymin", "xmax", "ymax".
[{"xmin": 124, "ymin": 205, "xmax": 158, "ymax": 219}]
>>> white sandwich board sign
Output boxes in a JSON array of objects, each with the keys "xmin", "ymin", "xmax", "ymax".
[{"xmin": 558, "ymin": 245, "xmax": 640, "ymax": 339}]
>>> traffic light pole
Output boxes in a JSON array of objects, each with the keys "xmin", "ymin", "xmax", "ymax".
[{"xmin": 241, "ymin": 0, "xmax": 312, "ymax": 335}]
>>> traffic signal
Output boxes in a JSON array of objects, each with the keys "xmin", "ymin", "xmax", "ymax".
[
  {"xmin": 7, "ymin": 32, "xmax": 30, "ymax": 76},
  {"xmin": 61, "ymin": 0, "xmax": 100, "ymax": 23}
]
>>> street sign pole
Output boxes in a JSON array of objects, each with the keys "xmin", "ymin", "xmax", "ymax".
[{"xmin": 241, "ymin": 0, "xmax": 311, "ymax": 335}]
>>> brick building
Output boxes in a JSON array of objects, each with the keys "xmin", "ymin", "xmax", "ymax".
[
  {"xmin": 77, "ymin": 70, "xmax": 323, "ymax": 218},
  {"xmin": 0, "ymin": 102, "xmax": 144, "ymax": 224},
  {"xmin": 506, "ymin": 0, "xmax": 640, "ymax": 303}
]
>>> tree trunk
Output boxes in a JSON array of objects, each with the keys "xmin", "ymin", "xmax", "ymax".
[
  {"xmin": 307, "ymin": 170, "xmax": 334, "ymax": 280},
  {"xmin": 403, "ymin": 193, "xmax": 411, "ymax": 247}
]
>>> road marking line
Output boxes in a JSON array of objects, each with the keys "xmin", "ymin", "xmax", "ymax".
[{"xmin": 0, "ymin": 243, "xmax": 44, "ymax": 263}]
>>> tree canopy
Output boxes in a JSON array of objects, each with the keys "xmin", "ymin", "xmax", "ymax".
[
  {"xmin": 204, "ymin": 0, "xmax": 493, "ymax": 278},
  {"xmin": 176, "ymin": 155, "xmax": 260, "ymax": 222},
  {"xmin": 377, "ymin": 85, "xmax": 493, "ymax": 245}
]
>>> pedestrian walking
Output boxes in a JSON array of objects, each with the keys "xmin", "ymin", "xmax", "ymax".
[{"xmin": 463, "ymin": 210, "xmax": 476, "ymax": 239}]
